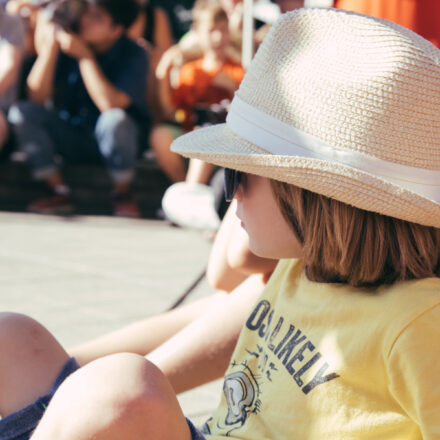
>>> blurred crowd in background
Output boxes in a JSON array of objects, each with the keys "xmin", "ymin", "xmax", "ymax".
[{"xmin": 0, "ymin": 0, "xmax": 438, "ymax": 225}]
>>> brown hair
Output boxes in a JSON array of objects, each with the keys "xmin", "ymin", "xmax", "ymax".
[
  {"xmin": 271, "ymin": 180, "xmax": 440, "ymax": 288},
  {"xmin": 192, "ymin": 0, "xmax": 228, "ymax": 27}
]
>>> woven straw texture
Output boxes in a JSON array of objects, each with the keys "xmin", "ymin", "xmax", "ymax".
[{"xmin": 172, "ymin": 8, "xmax": 440, "ymax": 227}]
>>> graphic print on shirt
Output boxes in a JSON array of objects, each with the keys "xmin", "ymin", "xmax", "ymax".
[
  {"xmin": 223, "ymin": 368, "xmax": 260, "ymax": 425},
  {"xmin": 203, "ymin": 298, "xmax": 340, "ymax": 436},
  {"xmin": 203, "ymin": 360, "xmax": 262, "ymax": 436},
  {"xmin": 245, "ymin": 299, "xmax": 340, "ymax": 393}
]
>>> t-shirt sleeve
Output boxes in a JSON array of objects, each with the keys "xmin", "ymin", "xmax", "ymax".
[
  {"xmin": 386, "ymin": 303, "xmax": 440, "ymax": 439},
  {"xmin": 111, "ymin": 46, "xmax": 149, "ymax": 105},
  {"xmin": 0, "ymin": 14, "xmax": 25, "ymax": 49}
]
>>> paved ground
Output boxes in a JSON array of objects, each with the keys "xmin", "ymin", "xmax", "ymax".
[{"xmin": 0, "ymin": 212, "xmax": 223, "ymax": 426}]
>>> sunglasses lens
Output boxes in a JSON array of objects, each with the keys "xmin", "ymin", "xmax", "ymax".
[{"xmin": 224, "ymin": 168, "xmax": 242, "ymax": 202}]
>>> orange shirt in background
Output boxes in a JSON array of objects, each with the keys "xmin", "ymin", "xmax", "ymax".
[
  {"xmin": 334, "ymin": 0, "xmax": 440, "ymax": 47},
  {"xmin": 172, "ymin": 58, "xmax": 245, "ymax": 130}
]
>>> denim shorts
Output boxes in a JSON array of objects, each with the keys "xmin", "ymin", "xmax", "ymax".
[
  {"xmin": 0, "ymin": 358, "xmax": 207, "ymax": 440},
  {"xmin": 0, "ymin": 358, "xmax": 80, "ymax": 440}
]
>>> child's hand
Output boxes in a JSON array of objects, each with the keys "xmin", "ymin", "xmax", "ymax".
[
  {"xmin": 156, "ymin": 45, "xmax": 184, "ymax": 80},
  {"xmin": 56, "ymin": 30, "xmax": 93, "ymax": 60},
  {"xmin": 211, "ymin": 71, "xmax": 238, "ymax": 96}
]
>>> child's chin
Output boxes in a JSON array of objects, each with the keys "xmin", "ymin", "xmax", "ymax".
[{"xmin": 249, "ymin": 242, "xmax": 274, "ymax": 260}]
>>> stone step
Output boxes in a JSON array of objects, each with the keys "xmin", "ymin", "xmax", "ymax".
[{"xmin": 0, "ymin": 159, "xmax": 171, "ymax": 217}]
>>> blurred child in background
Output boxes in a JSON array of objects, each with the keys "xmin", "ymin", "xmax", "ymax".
[
  {"xmin": 152, "ymin": 0, "xmax": 245, "ymax": 230},
  {"xmin": 152, "ymin": 0, "xmax": 244, "ymax": 182},
  {"xmin": 8, "ymin": 0, "xmax": 150, "ymax": 217}
]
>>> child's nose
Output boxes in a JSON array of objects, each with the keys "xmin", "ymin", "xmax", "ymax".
[{"xmin": 211, "ymin": 30, "xmax": 222, "ymax": 43}]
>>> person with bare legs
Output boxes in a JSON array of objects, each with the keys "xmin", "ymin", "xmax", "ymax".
[
  {"xmin": 70, "ymin": 200, "xmax": 277, "ymax": 392},
  {"xmin": 153, "ymin": 1, "xmax": 244, "ymax": 229},
  {"xmin": 8, "ymin": 0, "xmax": 149, "ymax": 217},
  {"xmin": 0, "ymin": 201, "xmax": 276, "ymax": 438},
  {"xmin": 2, "ymin": 8, "xmax": 440, "ymax": 440}
]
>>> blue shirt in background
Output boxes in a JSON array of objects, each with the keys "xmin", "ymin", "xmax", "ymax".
[{"xmin": 54, "ymin": 35, "xmax": 150, "ymax": 131}]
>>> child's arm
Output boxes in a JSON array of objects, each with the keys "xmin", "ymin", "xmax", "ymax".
[
  {"xmin": 157, "ymin": 54, "xmax": 198, "ymax": 125},
  {"xmin": 70, "ymin": 275, "xmax": 267, "ymax": 393},
  {"xmin": 156, "ymin": 46, "xmax": 182, "ymax": 121},
  {"xmin": 78, "ymin": 55, "xmax": 132, "ymax": 112},
  {"xmin": 156, "ymin": 64, "xmax": 176, "ymax": 121},
  {"xmin": 26, "ymin": 13, "xmax": 60, "ymax": 103},
  {"xmin": 146, "ymin": 273, "xmax": 267, "ymax": 393}
]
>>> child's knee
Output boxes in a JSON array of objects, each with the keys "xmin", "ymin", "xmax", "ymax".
[
  {"xmin": 150, "ymin": 125, "xmax": 179, "ymax": 154},
  {"xmin": 46, "ymin": 354, "xmax": 179, "ymax": 437},
  {"xmin": 64, "ymin": 354, "xmax": 170, "ymax": 409},
  {"xmin": 7, "ymin": 101, "xmax": 45, "ymax": 126},
  {"xmin": 0, "ymin": 312, "xmax": 50, "ymax": 354}
]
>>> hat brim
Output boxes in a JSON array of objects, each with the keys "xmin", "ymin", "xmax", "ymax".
[{"xmin": 172, "ymin": 123, "xmax": 440, "ymax": 228}]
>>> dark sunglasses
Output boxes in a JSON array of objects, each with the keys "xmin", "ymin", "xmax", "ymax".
[{"xmin": 224, "ymin": 168, "xmax": 243, "ymax": 202}]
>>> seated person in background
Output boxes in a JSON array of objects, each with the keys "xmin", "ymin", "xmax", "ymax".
[
  {"xmin": 0, "ymin": 201, "xmax": 277, "ymax": 440},
  {"xmin": 8, "ymin": 0, "xmax": 149, "ymax": 217},
  {"xmin": 69, "ymin": 200, "xmax": 277, "ymax": 393},
  {"xmin": 151, "ymin": 0, "xmax": 244, "ymax": 184},
  {"xmin": 1, "ymin": 9, "xmax": 440, "ymax": 439},
  {"xmin": 155, "ymin": 0, "xmax": 243, "ymax": 105},
  {"xmin": 152, "ymin": 1, "xmax": 244, "ymax": 230},
  {"xmin": 172, "ymin": 0, "xmax": 243, "ymax": 65},
  {"xmin": 0, "ymin": 7, "xmax": 25, "ymax": 158}
]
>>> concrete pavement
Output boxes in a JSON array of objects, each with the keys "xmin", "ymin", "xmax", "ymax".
[{"xmin": 0, "ymin": 212, "xmax": 223, "ymax": 426}]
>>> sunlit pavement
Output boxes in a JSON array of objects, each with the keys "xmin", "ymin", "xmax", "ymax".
[{"xmin": 0, "ymin": 212, "xmax": 222, "ymax": 426}]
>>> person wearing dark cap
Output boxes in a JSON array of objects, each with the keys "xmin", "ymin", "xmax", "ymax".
[{"xmin": 9, "ymin": 0, "xmax": 150, "ymax": 217}]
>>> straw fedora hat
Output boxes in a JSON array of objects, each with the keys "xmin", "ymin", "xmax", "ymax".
[{"xmin": 171, "ymin": 8, "xmax": 440, "ymax": 228}]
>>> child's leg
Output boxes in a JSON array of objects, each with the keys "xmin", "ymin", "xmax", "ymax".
[
  {"xmin": 71, "ymin": 203, "xmax": 256, "ymax": 366},
  {"xmin": 30, "ymin": 354, "xmax": 193, "ymax": 440},
  {"xmin": 148, "ymin": 273, "xmax": 267, "ymax": 394},
  {"xmin": 0, "ymin": 312, "xmax": 70, "ymax": 417},
  {"xmin": 150, "ymin": 125, "xmax": 187, "ymax": 183},
  {"xmin": 69, "ymin": 274, "xmax": 266, "ymax": 394},
  {"xmin": 185, "ymin": 159, "xmax": 214, "ymax": 185},
  {"xmin": 71, "ymin": 203, "xmax": 275, "ymax": 391},
  {"xmin": 70, "ymin": 291, "xmax": 230, "ymax": 366}
]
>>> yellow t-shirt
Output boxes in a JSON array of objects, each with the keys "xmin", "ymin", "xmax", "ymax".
[{"xmin": 202, "ymin": 260, "xmax": 440, "ymax": 439}]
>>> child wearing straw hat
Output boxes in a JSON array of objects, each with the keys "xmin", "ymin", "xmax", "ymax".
[{"xmin": 0, "ymin": 7, "xmax": 440, "ymax": 440}]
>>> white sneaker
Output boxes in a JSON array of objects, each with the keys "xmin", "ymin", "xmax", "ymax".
[{"xmin": 161, "ymin": 182, "xmax": 221, "ymax": 231}]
